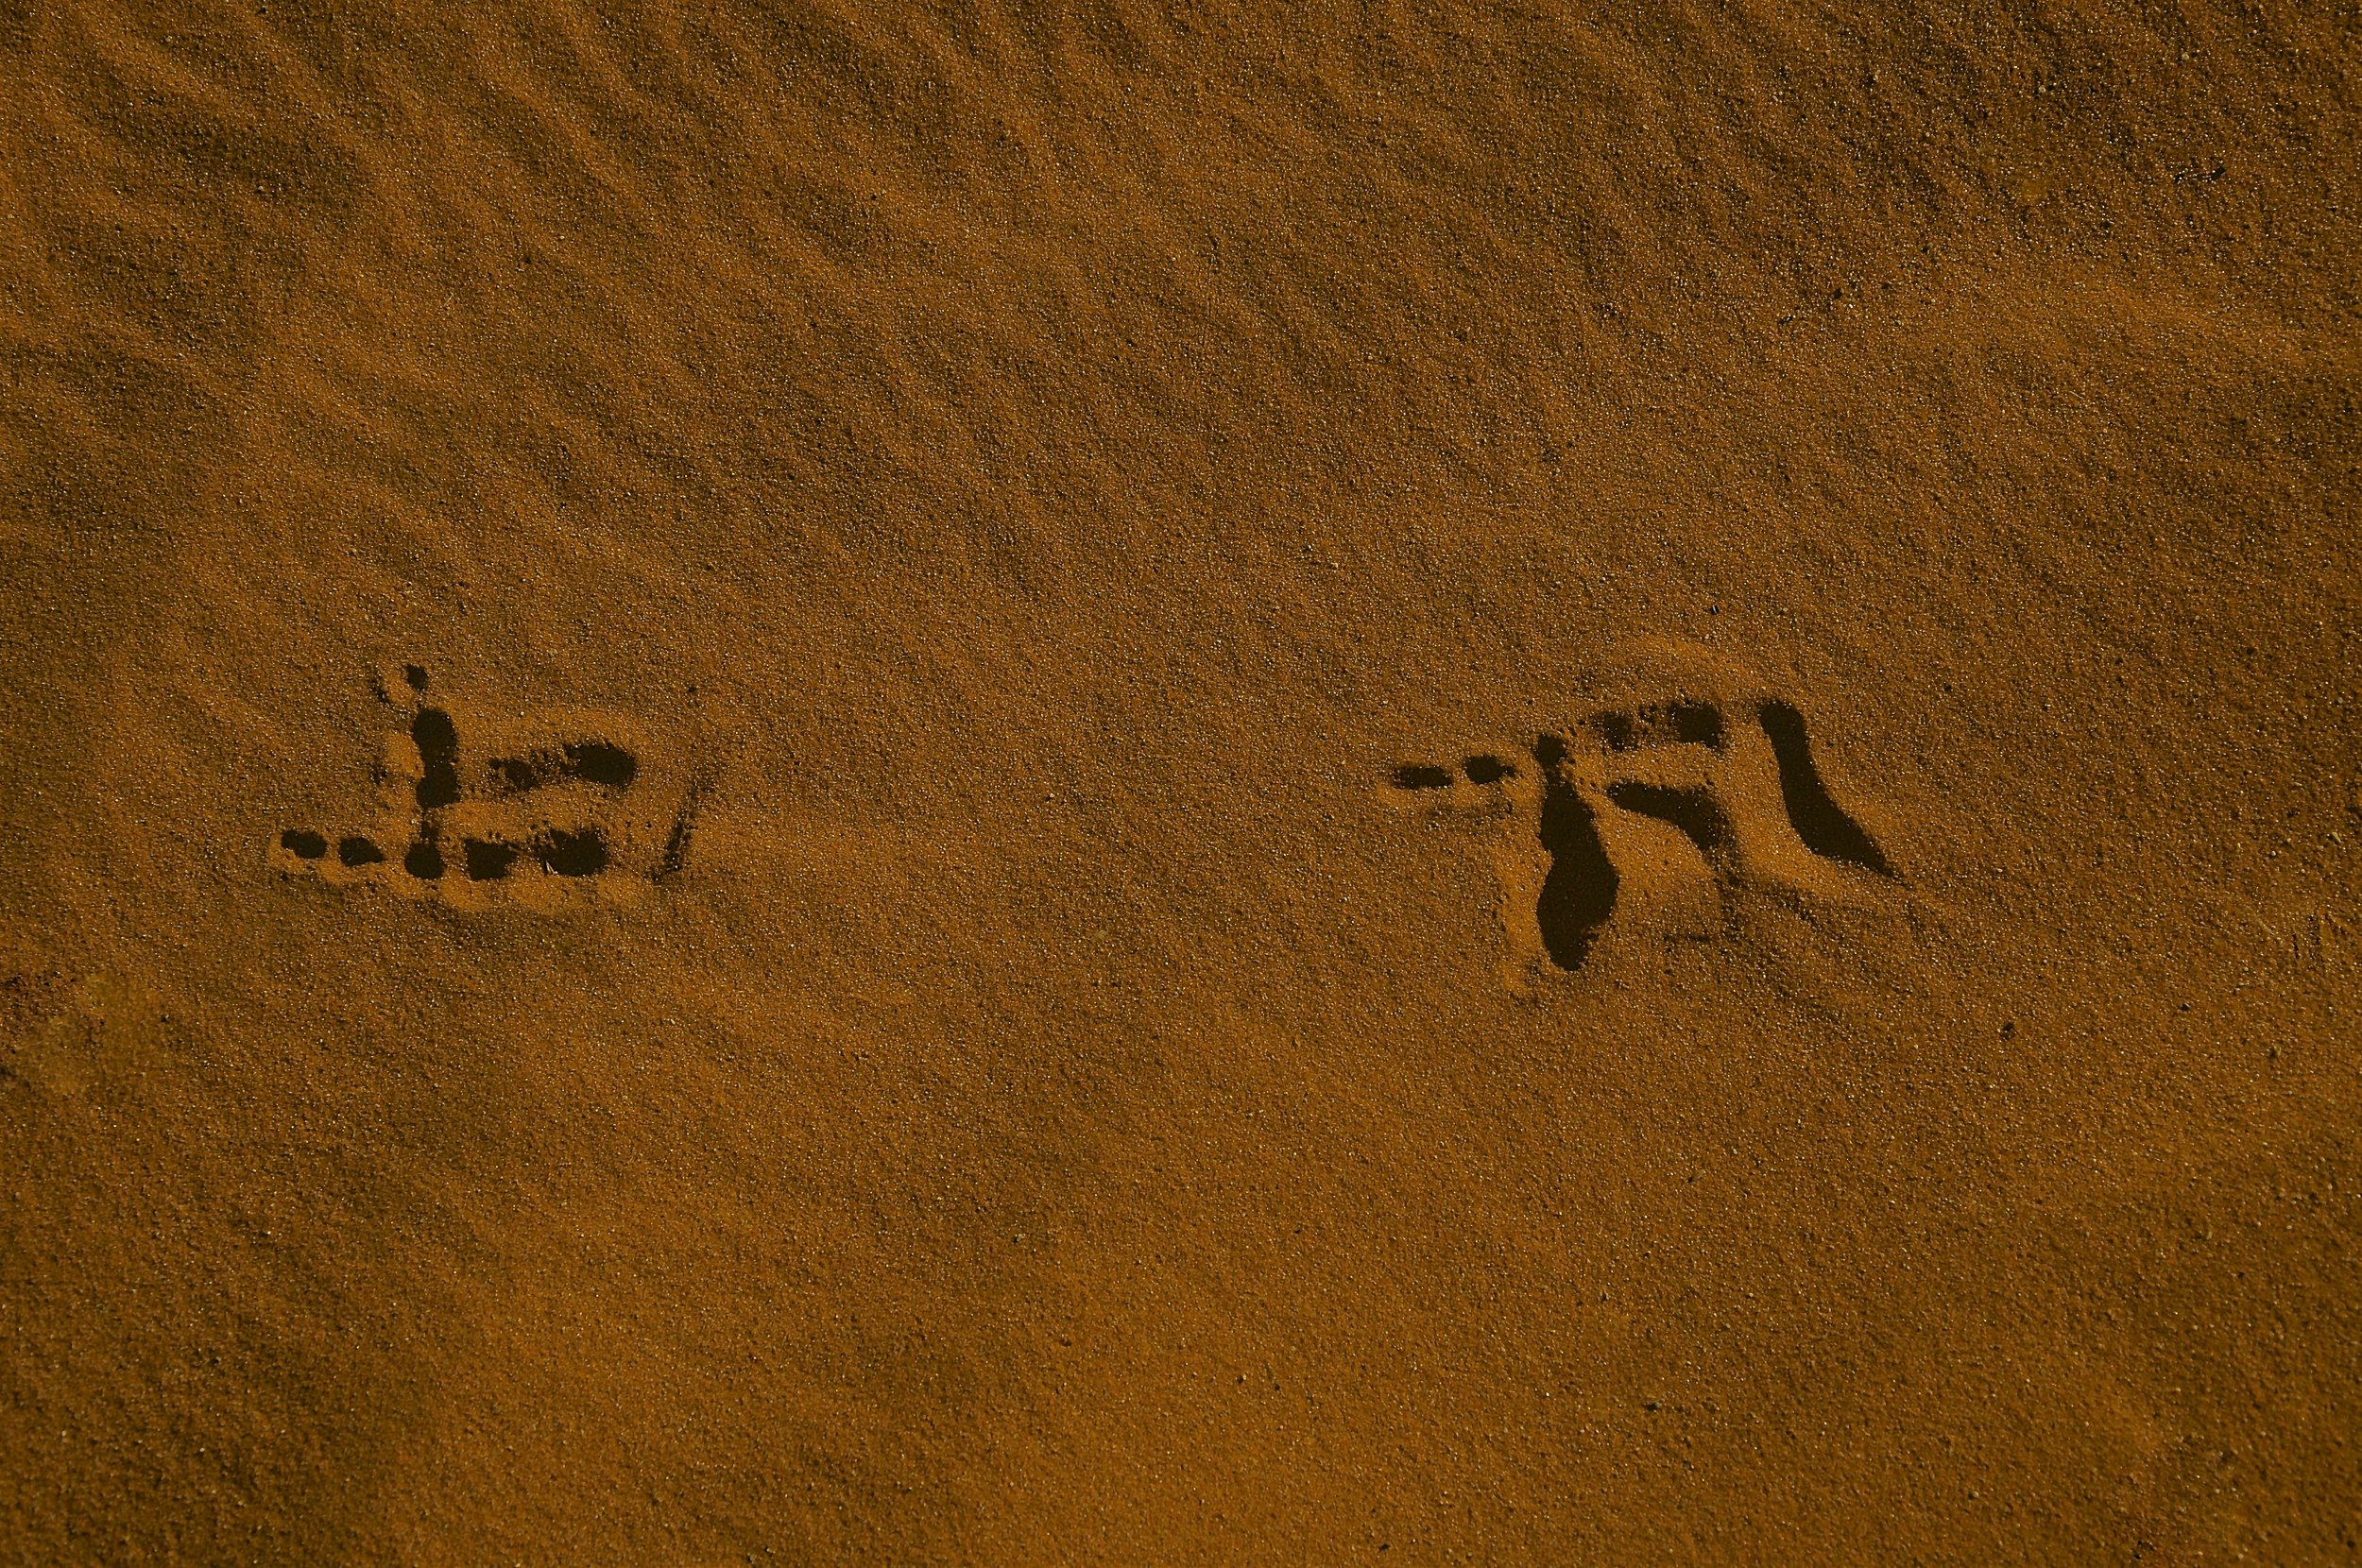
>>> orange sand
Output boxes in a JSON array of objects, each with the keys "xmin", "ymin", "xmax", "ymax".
[{"xmin": 2, "ymin": 3, "xmax": 2357, "ymax": 1560}]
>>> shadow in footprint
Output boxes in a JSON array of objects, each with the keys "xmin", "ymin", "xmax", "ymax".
[
  {"xmin": 463, "ymin": 839, "xmax": 518, "ymax": 881},
  {"xmin": 1534, "ymin": 744, "xmax": 1617, "ymax": 971},
  {"xmin": 490, "ymin": 740, "xmax": 640, "ymax": 794},
  {"xmin": 414, "ymin": 708, "xmax": 461, "ymax": 811},
  {"xmin": 534, "ymin": 827, "xmax": 609, "ymax": 878},
  {"xmin": 655, "ymin": 763, "xmax": 720, "ymax": 883},
  {"xmin": 1757, "ymin": 702, "xmax": 1891, "ymax": 876},
  {"xmin": 1597, "ymin": 702, "xmax": 1725, "ymax": 753},
  {"xmin": 1606, "ymin": 781, "xmax": 1731, "ymax": 861}
]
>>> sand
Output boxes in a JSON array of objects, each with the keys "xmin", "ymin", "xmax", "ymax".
[{"xmin": 2, "ymin": 2, "xmax": 2357, "ymax": 1561}]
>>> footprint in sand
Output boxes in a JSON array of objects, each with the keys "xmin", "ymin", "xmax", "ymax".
[
  {"xmin": 272, "ymin": 662, "xmax": 712, "ymax": 911},
  {"xmin": 1384, "ymin": 644, "xmax": 1898, "ymax": 983}
]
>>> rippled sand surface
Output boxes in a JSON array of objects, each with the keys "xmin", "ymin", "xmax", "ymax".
[{"xmin": 3, "ymin": 4, "xmax": 2356, "ymax": 1559}]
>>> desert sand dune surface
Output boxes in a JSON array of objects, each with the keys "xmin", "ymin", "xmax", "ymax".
[{"xmin": 2, "ymin": 2, "xmax": 2358, "ymax": 1561}]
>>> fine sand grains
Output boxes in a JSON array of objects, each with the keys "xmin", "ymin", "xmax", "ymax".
[{"xmin": 2, "ymin": 2, "xmax": 2357, "ymax": 1562}]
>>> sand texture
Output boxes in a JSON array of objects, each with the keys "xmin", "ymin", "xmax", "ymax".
[{"xmin": 2, "ymin": 2, "xmax": 2358, "ymax": 1561}]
